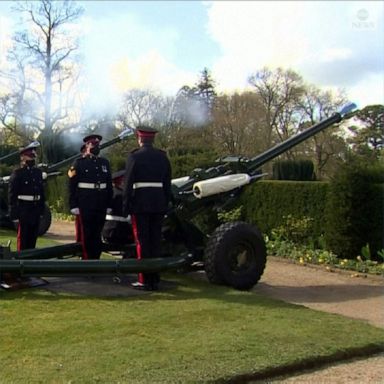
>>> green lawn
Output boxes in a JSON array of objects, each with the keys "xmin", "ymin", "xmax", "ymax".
[
  {"xmin": 0, "ymin": 270, "xmax": 383, "ymax": 383},
  {"xmin": 0, "ymin": 228, "xmax": 58, "ymax": 251},
  {"xmin": 1, "ymin": 229, "xmax": 383, "ymax": 383}
]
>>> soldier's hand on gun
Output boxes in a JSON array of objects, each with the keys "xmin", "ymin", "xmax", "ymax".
[
  {"xmin": 70, "ymin": 208, "xmax": 80, "ymax": 215},
  {"xmin": 106, "ymin": 208, "xmax": 112, "ymax": 214}
]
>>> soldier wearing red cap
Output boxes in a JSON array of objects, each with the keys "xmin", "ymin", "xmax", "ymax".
[
  {"xmin": 122, "ymin": 125, "xmax": 172, "ymax": 290},
  {"xmin": 8, "ymin": 142, "xmax": 45, "ymax": 250},
  {"xmin": 68, "ymin": 134, "xmax": 113, "ymax": 259}
]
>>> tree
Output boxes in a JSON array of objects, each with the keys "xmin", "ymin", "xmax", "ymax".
[
  {"xmin": 297, "ymin": 85, "xmax": 348, "ymax": 179},
  {"xmin": 346, "ymin": 104, "xmax": 384, "ymax": 161},
  {"xmin": 117, "ymin": 89, "xmax": 164, "ymax": 128},
  {"xmin": 248, "ymin": 67, "xmax": 305, "ymax": 154},
  {"xmin": 173, "ymin": 67, "xmax": 217, "ymax": 128},
  {"xmin": 210, "ymin": 92, "xmax": 265, "ymax": 157},
  {"xmin": 1, "ymin": 0, "xmax": 84, "ymax": 161}
]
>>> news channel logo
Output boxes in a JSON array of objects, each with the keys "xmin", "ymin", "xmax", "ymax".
[{"xmin": 351, "ymin": 8, "xmax": 376, "ymax": 30}]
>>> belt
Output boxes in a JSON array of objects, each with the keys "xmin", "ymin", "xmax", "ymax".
[
  {"xmin": 105, "ymin": 214, "xmax": 131, "ymax": 222},
  {"xmin": 18, "ymin": 195, "xmax": 41, "ymax": 201},
  {"xmin": 78, "ymin": 182, "xmax": 107, "ymax": 190},
  {"xmin": 133, "ymin": 182, "xmax": 163, "ymax": 189}
]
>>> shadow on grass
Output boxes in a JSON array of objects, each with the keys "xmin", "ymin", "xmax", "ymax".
[
  {"xmin": 0, "ymin": 272, "xmax": 301, "ymax": 313},
  {"xmin": 255, "ymin": 282, "xmax": 384, "ymax": 303},
  {"xmin": 210, "ymin": 347, "xmax": 384, "ymax": 383}
]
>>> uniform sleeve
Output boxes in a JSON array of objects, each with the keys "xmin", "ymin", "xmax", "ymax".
[
  {"xmin": 122, "ymin": 153, "xmax": 135, "ymax": 216},
  {"xmin": 8, "ymin": 170, "xmax": 20, "ymax": 220},
  {"xmin": 67, "ymin": 160, "xmax": 79, "ymax": 210}
]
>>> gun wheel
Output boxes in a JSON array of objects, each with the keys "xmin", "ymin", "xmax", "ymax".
[{"xmin": 204, "ymin": 221, "xmax": 267, "ymax": 290}]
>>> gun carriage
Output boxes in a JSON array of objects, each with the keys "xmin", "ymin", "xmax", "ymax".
[{"xmin": 0, "ymin": 104, "xmax": 356, "ymax": 291}]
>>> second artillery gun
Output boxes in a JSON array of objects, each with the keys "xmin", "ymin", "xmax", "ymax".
[
  {"xmin": 0, "ymin": 104, "xmax": 357, "ymax": 291},
  {"xmin": 0, "ymin": 128, "xmax": 134, "ymax": 236}
]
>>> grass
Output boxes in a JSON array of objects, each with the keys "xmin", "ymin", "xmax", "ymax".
[
  {"xmin": 0, "ymin": 228, "xmax": 58, "ymax": 251},
  {"xmin": 0, "ymin": 272, "xmax": 383, "ymax": 383},
  {"xmin": 1, "ymin": 227, "xmax": 383, "ymax": 383}
]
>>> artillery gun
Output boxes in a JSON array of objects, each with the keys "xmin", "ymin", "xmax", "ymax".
[
  {"xmin": 0, "ymin": 129, "xmax": 134, "ymax": 236},
  {"xmin": 0, "ymin": 104, "xmax": 357, "ymax": 291}
]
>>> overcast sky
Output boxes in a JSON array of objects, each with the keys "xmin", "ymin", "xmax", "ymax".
[{"xmin": 0, "ymin": 1, "xmax": 383, "ymax": 111}]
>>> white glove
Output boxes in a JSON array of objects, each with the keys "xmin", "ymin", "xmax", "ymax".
[
  {"xmin": 70, "ymin": 208, "xmax": 80, "ymax": 215},
  {"xmin": 12, "ymin": 219, "xmax": 19, "ymax": 224},
  {"xmin": 106, "ymin": 208, "xmax": 112, "ymax": 214}
]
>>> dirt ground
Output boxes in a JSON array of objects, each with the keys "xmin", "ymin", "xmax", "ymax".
[{"xmin": 45, "ymin": 220, "xmax": 384, "ymax": 383}]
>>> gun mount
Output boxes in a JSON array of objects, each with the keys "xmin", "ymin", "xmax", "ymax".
[
  {"xmin": 0, "ymin": 128, "xmax": 134, "ymax": 235},
  {"xmin": 0, "ymin": 104, "xmax": 357, "ymax": 291}
]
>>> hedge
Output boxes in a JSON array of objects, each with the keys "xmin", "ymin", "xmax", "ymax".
[{"xmin": 238, "ymin": 180, "xmax": 329, "ymax": 240}]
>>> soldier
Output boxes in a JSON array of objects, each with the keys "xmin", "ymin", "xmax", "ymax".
[
  {"xmin": 8, "ymin": 142, "xmax": 45, "ymax": 251},
  {"xmin": 122, "ymin": 126, "xmax": 172, "ymax": 291},
  {"xmin": 101, "ymin": 170, "xmax": 133, "ymax": 248},
  {"xmin": 68, "ymin": 134, "xmax": 113, "ymax": 259}
]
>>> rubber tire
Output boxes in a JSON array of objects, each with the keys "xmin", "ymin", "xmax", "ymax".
[
  {"xmin": 38, "ymin": 204, "xmax": 52, "ymax": 236},
  {"xmin": 204, "ymin": 221, "xmax": 267, "ymax": 290}
]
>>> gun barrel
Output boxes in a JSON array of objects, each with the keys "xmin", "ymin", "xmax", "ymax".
[
  {"xmin": 46, "ymin": 128, "xmax": 134, "ymax": 173},
  {"xmin": 248, "ymin": 112, "xmax": 343, "ymax": 171},
  {"xmin": 0, "ymin": 150, "xmax": 19, "ymax": 162}
]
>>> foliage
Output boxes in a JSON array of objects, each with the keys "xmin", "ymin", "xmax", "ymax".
[
  {"xmin": 266, "ymin": 234, "xmax": 384, "ymax": 276},
  {"xmin": 271, "ymin": 214, "xmax": 314, "ymax": 244},
  {"xmin": 273, "ymin": 159, "xmax": 315, "ymax": 180},
  {"xmin": 217, "ymin": 206, "xmax": 244, "ymax": 223},
  {"xmin": 239, "ymin": 180, "xmax": 329, "ymax": 240},
  {"xmin": 347, "ymin": 104, "xmax": 384, "ymax": 160},
  {"xmin": 325, "ymin": 159, "xmax": 384, "ymax": 260}
]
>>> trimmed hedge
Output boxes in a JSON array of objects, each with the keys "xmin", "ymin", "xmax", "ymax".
[
  {"xmin": 325, "ymin": 163, "xmax": 384, "ymax": 260},
  {"xmin": 239, "ymin": 180, "xmax": 329, "ymax": 240}
]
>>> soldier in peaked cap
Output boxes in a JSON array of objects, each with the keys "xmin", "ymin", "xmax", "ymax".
[
  {"xmin": 68, "ymin": 133, "xmax": 113, "ymax": 259},
  {"xmin": 122, "ymin": 125, "xmax": 172, "ymax": 291},
  {"xmin": 8, "ymin": 142, "xmax": 45, "ymax": 251}
]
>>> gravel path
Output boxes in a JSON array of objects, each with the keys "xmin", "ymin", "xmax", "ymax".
[{"xmin": 45, "ymin": 221, "xmax": 384, "ymax": 383}]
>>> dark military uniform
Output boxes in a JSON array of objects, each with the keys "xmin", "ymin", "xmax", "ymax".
[
  {"xmin": 102, "ymin": 170, "xmax": 133, "ymax": 248},
  {"xmin": 8, "ymin": 157, "xmax": 45, "ymax": 250},
  {"xmin": 68, "ymin": 151, "xmax": 113, "ymax": 259},
  {"xmin": 122, "ymin": 127, "xmax": 172, "ymax": 290}
]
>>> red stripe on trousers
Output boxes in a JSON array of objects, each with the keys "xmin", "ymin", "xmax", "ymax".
[
  {"xmin": 77, "ymin": 213, "xmax": 88, "ymax": 260},
  {"xmin": 131, "ymin": 214, "xmax": 144, "ymax": 284},
  {"xmin": 17, "ymin": 222, "xmax": 21, "ymax": 251}
]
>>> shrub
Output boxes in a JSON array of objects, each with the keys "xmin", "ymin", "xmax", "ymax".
[
  {"xmin": 325, "ymin": 161, "xmax": 384, "ymax": 260},
  {"xmin": 273, "ymin": 159, "xmax": 315, "ymax": 181}
]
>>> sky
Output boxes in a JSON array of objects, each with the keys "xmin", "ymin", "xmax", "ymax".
[{"xmin": 0, "ymin": 0, "xmax": 383, "ymax": 112}]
